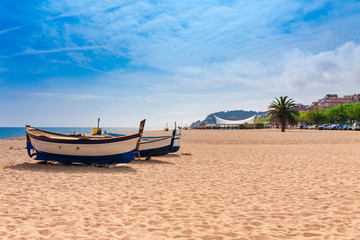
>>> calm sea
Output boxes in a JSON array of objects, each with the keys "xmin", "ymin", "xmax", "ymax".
[{"xmin": 0, "ymin": 127, "xmax": 138, "ymax": 139}]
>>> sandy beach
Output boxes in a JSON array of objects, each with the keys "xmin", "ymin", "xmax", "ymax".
[{"xmin": 0, "ymin": 129, "xmax": 359, "ymax": 239}]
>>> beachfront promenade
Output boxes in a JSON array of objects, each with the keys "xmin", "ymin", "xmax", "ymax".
[{"xmin": 0, "ymin": 129, "xmax": 359, "ymax": 239}]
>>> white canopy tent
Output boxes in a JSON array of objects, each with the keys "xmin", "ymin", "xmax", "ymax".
[{"xmin": 214, "ymin": 114, "xmax": 257, "ymax": 127}]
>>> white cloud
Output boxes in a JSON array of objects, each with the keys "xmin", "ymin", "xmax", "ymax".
[
  {"xmin": 280, "ymin": 41, "xmax": 360, "ymax": 90},
  {"xmin": 139, "ymin": 41, "xmax": 360, "ymax": 106}
]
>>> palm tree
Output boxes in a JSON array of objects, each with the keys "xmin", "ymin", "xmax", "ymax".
[{"xmin": 267, "ymin": 96, "xmax": 299, "ymax": 132}]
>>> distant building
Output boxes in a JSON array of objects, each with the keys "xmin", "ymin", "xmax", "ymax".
[
  {"xmin": 311, "ymin": 94, "xmax": 360, "ymax": 109},
  {"xmin": 296, "ymin": 103, "xmax": 310, "ymax": 112},
  {"xmin": 213, "ymin": 114, "xmax": 263, "ymax": 129}
]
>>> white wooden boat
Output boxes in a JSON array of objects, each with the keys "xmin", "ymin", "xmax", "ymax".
[
  {"xmin": 108, "ymin": 123, "xmax": 180, "ymax": 159},
  {"xmin": 25, "ymin": 120, "xmax": 146, "ymax": 164},
  {"xmin": 139, "ymin": 129, "xmax": 176, "ymax": 158}
]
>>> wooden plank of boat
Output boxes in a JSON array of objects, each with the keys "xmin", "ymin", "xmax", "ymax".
[{"xmin": 25, "ymin": 119, "xmax": 146, "ymax": 164}]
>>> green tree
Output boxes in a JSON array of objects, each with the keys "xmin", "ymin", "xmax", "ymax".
[
  {"xmin": 306, "ymin": 107, "xmax": 327, "ymax": 126},
  {"xmin": 267, "ymin": 96, "xmax": 300, "ymax": 132},
  {"xmin": 345, "ymin": 103, "xmax": 360, "ymax": 122},
  {"xmin": 255, "ymin": 116, "xmax": 270, "ymax": 123},
  {"xmin": 298, "ymin": 111, "xmax": 308, "ymax": 125},
  {"xmin": 327, "ymin": 105, "xmax": 342, "ymax": 123}
]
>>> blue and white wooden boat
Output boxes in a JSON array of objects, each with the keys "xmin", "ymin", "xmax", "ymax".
[
  {"xmin": 110, "ymin": 128, "xmax": 177, "ymax": 159},
  {"xmin": 108, "ymin": 123, "xmax": 180, "ymax": 159},
  {"xmin": 25, "ymin": 120, "xmax": 146, "ymax": 164},
  {"xmin": 138, "ymin": 128, "xmax": 176, "ymax": 158}
]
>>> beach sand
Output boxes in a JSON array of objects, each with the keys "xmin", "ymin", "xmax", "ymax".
[{"xmin": 0, "ymin": 129, "xmax": 359, "ymax": 239}]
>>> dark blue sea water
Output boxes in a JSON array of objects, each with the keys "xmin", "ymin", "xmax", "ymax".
[{"xmin": 0, "ymin": 127, "xmax": 138, "ymax": 139}]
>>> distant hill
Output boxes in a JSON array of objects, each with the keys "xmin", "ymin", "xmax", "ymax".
[{"xmin": 190, "ymin": 110, "xmax": 267, "ymax": 127}]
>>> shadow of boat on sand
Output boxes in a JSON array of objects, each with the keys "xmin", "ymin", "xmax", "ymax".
[
  {"xmin": 5, "ymin": 162, "xmax": 137, "ymax": 174},
  {"xmin": 159, "ymin": 153, "xmax": 181, "ymax": 158},
  {"xmin": 131, "ymin": 159, "xmax": 174, "ymax": 165}
]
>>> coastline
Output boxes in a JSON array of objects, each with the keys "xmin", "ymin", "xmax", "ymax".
[
  {"xmin": 0, "ymin": 129, "xmax": 359, "ymax": 239},
  {"xmin": 1, "ymin": 136, "xmax": 26, "ymax": 140}
]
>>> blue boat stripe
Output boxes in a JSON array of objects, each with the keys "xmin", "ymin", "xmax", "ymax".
[
  {"xmin": 106, "ymin": 133, "xmax": 126, "ymax": 137},
  {"xmin": 32, "ymin": 149, "xmax": 138, "ymax": 164}
]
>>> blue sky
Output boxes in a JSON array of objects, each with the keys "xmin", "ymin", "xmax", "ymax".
[{"xmin": 1, "ymin": 0, "xmax": 360, "ymax": 128}]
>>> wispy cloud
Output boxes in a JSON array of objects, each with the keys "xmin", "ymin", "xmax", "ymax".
[
  {"xmin": 0, "ymin": 67, "xmax": 8, "ymax": 73},
  {"xmin": 3, "ymin": 1, "xmax": 360, "ymax": 69},
  {"xmin": 38, "ymin": 2, "xmax": 355, "ymax": 63},
  {"xmin": 0, "ymin": 14, "xmax": 73, "ymax": 35},
  {"xmin": 6, "ymin": 46, "xmax": 107, "ymax": 57},
  {"xmin": 29, "ymin": 91, "xmax": 109, "ymax": 100},
  {"xmin": 50, "ymin": 57, "xmax": 105, "ymax": 73},
  {"xmin": 0, "ymin": 23, "xmax": 30, "ymax": 35}
]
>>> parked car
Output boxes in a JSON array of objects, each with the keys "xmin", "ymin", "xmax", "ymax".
[
  {"xmin": 336, "ymin": 124, "xmax": 343, "ymax": 130},
  {"xmin": 318, "ymin": 124, "xmax": 327, "ymax": 130},
  {"xmin": 352, "ymin": 123, "xmax": 360, "ymax": 131},
  {"xmin": 329, "ymin": 124, "xmax": 337, "ymax": 130}
]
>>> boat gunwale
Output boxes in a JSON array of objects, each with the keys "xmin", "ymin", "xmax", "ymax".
[
  {"xmin": 26, "ymin": 127, "xmax": 141, "ymax": 144},
  {"xmin": 140, "ymin": 135, "xmax": 172, "ymax": 144}
]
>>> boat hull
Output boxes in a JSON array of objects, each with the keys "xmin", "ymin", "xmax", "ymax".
[
  {"xmin": 29, "ymin": 148, "xmax": 137, "ymax": 164},
  {"xmin": 27, "ymin": 136, "xmax": 140, "ymax": 164},
  {"xmin": 108, "ymin": 127, "xmax": 177, "ymax": 158},
  {"xmin": 139, "ymin": 136, "xmax": 173, "ymax": 157}
]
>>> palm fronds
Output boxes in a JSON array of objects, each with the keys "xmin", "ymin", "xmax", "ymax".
[{"xmin": 267, "ymin": 96, "xmax": 299, "ymax": 132}]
